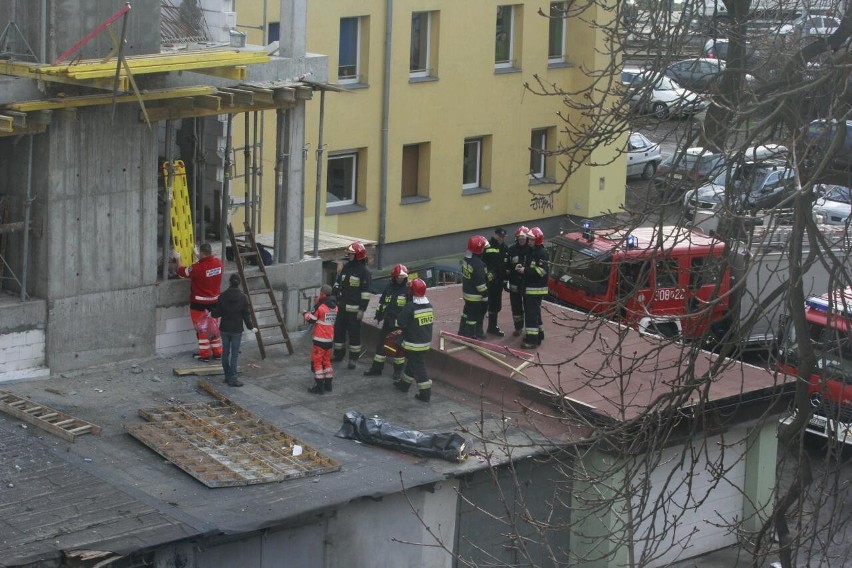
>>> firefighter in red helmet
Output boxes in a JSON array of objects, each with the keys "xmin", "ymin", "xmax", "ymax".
[
  {"xmin": 520, "ymin": 227, "xmax": 548, "ymax": 348},
  {"xmin": 459, "ymin": 235, "xmax": 489, "ymax": 339},
  {"xmin": 507, "ymin": 226, "xmax": 531, "ymax": 336},
  {"xmin": 483, "ymin": 227, "xmax": 509, "ymax": 337},
  {"xmin": 393, "ymin": 278, "xmax": 434, "ymax": 402},
  {"xmin": 332, "ymin": 241, "xmax": 372, "ymax": 369},
  {"xmin": 364, "ymin": 263, "xmax": 409, "ymax": 379}
]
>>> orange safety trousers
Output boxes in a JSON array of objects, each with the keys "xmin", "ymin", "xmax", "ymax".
[
  {"xmin": 190, "ymin": 308, "xmax": 222, "ymax": 359},
  {"xmin": 310, "ymin": 344, "xmax": 333, "ymax": 380}
]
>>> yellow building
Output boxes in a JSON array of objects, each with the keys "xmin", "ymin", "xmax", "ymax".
[{"xmin": 240, "ymin": 1, "xmax": 625, "ymax": 267}]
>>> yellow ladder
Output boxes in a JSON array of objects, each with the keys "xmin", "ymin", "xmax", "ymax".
[
  {"xmin": 162, "ymin": 160, "xmax": 195, "ymax": 264},
  {"xmin": 227, "ymin": 222, "xmax": 293, "ymax": 358}
]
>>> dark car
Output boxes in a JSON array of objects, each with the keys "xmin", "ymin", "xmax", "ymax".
[
  {"xmin": 683, "ymin": 159, "xmax": 796, "ymax": 218},
  {"xmin": 702, "ymin": 38, "xmax": 772, "ymax": 80},
  {"xmin": 665, "ymin": 57, "xmax": 756, "ymax": 92},
  {"xmin": 802, "ymin": 119, "xmax": 852, "ymax": 170},
  {"xmin": 653, "ymin": 147, "xmax": 727, "ymax": 192}
]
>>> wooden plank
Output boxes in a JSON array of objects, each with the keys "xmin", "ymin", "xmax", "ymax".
[{"xmin": 173, "ymin": 365, "xmax": 227, "ymax": 377}]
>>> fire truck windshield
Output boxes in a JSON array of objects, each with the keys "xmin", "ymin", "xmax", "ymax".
[
  {"xmin": 551, "ymin": 246, "xmax": 610, "ymax": 295},
  {"xmin": 783, "ymin": 320, "xmax": 852, "ymax": 384}
]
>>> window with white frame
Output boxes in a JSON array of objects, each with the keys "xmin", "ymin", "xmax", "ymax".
[
  {"xmin": 338, "ymin": 17, "xmax": 361, "ymax": 83},
  {"xmin": 327, "ymin": 153, "xmax": 358, "ymax": 206},
  {"xmin": 463, "ymin": 138, "xmax": 483, "ymax": 189},
  {"xmin": 548, "ymin": 2, "xmax": 567, "ymax": 62},
  {"xmin": 530, "ymin": 129, "xmax": 548, "ymax": 178},
  {"xmin": 495, "ymin": 6, "xmax": 515, "ymax": 68},
  {"xmin": 410, "ymin": 12, "xmax": 431, "ymax": 77}
]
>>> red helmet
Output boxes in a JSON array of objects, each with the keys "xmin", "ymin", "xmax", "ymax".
[
  {"xmin": 467, "ymin": 235, "xmax": 488, "ymax": 255},
  {"xmin": 515, "ymin": 226, "xmax": 530, "ymax": 240},
  {"xmin": 530, "ymin": 227, "xmax": 544, "ymax": 246},
  {"xmin": 391, "ymin": 263, "xmax": 409, "ymax": 280},
  {"xmin": 409, "ymin": 278, "xmax": 427, "ymax": 298},
  {"xmin": 347, "ymin": 241, "xmax": 367, "ymax": 261}
]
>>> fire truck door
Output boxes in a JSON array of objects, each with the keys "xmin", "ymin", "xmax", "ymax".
[{"xmin": 616, "ymin": 260, "xmax": 650, "ymax": 322}]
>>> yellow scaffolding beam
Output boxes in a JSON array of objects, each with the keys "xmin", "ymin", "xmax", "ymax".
[{"xmin": 3, "ymin": 86, "xmax": 218, "ymax": 112}]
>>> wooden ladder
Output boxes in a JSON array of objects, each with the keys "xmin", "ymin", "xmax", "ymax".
[
  {"xmin": 0, "ymin": 391, "xmax": 101, "ymax": 442},
  {"xmin": 227, "ymin": 222, "xmax": 294, "ymax": 358}
]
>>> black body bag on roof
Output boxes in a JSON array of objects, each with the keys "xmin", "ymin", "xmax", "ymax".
[{"xmin": 336, "ymin": 411, "xmax": 467, "ymax": 463}]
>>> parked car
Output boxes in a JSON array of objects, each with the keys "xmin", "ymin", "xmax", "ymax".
[
  {"xmin": 702, "ymin": 38, "xmax": 772, "ymax": 80},
  {"xmin": 621, "ymin": 67, "xmax": 708, "ymax": 119},
  {"xmin": 665, "ymin": 57, "xmax": 756, "ymax": 92},
  {"xmin": 683, "ymin": 158, "xmax": 796, "ymax": 218},
  {"xmin": 654, "ymin": 147, "xmax": 727, "ymax": 193},
  {"xmin": 802, "ymin": 119, "xmax": 852, "ymax": 169},
  {"xmin": 813, "ymin": 184, "xmax": 852, "ymax": 225},
  {"xmin": 779, "ymin": 15, "xmax": 840, "ymax": 38},
  {"xmin": 626, "ymin": 132, "xmax": 662, "ymax": 179}
]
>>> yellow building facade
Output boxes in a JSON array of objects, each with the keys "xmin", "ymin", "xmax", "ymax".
[{"xmin": 240, "ymin": 0, "xmax": 625, "ymax": 266}]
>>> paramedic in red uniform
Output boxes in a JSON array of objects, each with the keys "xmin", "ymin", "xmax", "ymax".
[
  {"xmin": 304, "ymin": 284, "xmax": 338, "ymax": 394},
  {"xmin": 178, "ymin": 242, "xmax": 224, "ymax": 361}
]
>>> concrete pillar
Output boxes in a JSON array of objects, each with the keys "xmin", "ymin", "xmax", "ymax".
[
  {"xmin": 742, "ymin": 420, "xmax": 778, "ymax": 533},
  {"xmin": 279, "ymin": 0, "xmax": 306, "ymax": 58}
]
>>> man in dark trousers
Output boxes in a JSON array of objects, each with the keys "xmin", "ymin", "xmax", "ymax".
[
  {"xmin": 332, "ymin": 241, "xmax": 372, "ymax": 369},
  {"xmin": 393, "ymin": 278, "xmax": 434, "ymax": 402},
  {"xmin": 177, "ymin": 242, "xmax": 223, "ymax": 362},
  {"xmin": 483, "ymin": 227, "xmax": 509, "ymax": 336},
  {"xmin": 212, "ymin": 273, "xmax": 258, "ymax": 387},
  {"xmin": 520, "ymin": 227, "xmax": 549, "ymax": 348},
  {"xmin": 459, "ymin": 235, "xmax": 489, "ymax": 339},
  {"xmin": 506, "ymin": 226, "xmax": 531, "ymax": 337},
  {"xmin": 364, "ymin": 263, "xmax": 409, "ymax": 380}
]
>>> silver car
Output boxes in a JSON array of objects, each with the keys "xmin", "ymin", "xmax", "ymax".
[
  {"xmin": 621, "ymin": 67, "xmax": 708, "ymax": 119},
  {"xmin": 626, "ymin": 132, "xmax": 662, "ymax": 179},
  {"xmin": 813, "ymin": 184, "xmax": 852, "ymax": 225}
]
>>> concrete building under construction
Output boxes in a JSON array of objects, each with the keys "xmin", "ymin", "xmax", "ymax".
[{"xmin": 0, "ymin": 0, "xmax": 329, "ymax": 378}]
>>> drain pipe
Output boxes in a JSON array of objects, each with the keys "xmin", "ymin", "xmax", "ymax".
[
  {"xmin": 221, "ymin": 114, "xmax": 233, "ymax": 261},
  {"xmin": 312, "ymin": 89, "xmax": 325, "ymax": 258},
  {"xmin": 21, "ymin": 135, "xmax": 33, "ymax": 300},
  {"xmin": 377, "ymin": 0, "xmax": 392, "ymax": 269}
]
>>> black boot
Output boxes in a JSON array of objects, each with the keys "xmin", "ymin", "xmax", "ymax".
[
  {"xmin": 415, "ymin": 388, "xmax": 432, "ymax": 403},
  {"xmin": 331, "ymin": 350, "xmax": 345, "ymax": 363},
  {"xmin": 347, "ymin": 357, "xmax": 357, "ymax": 370},
  {"xmin": 363, "ymin": 362, "xmax": 383, "ymax": 376},
  {"xmin": 474, "ymin": 322, "xmax": 487, "ymax": 340},
  {"xmin": 307, "ymin": 379, "xmax": 325, "ymax": 394},
  {"xmin": 487, "ymin": 313, "xmax": 505, "ymax": 337},
  {"xmin": 324, "ymin": 377, "xmax": 333, "ymax": 392},
  {"xmin": 393, "ymin": 379, "xmax": 411, "ymax": 393},
  {"xmin": 391, "ymin": 365, "xmax": 404, "ymax": 381},
  {"xmin": 458, "ymin": 317, "xmax": 468, "ymax": 336},
  {"xmin": 512, "ymin": 327, "xmax": 522, "ymax": 337},
  {"xmin": 539, "ymin": 327, "xmax": 545, "ymax": 343}
]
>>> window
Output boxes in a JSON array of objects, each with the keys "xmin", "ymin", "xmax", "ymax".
[
  {"xmin": 401, "ymin": 143, "xmax": 430, "ymax": 200},
  {"xmin": 338, "ymin": 17, "xmax": 362, "ymax": 83},
  {"xmin": 327, "ymin": 153, "xmax": 358, "ymax": 207},
  {"xmin": 410, "ymin": 12, "xmax": 432, "ymax": 77},
  {"xmin": 548, "ymin": 2, "xmax": 567, "ymax": 62},
  {"xmin": 463, "ymin": 138, "xmax": 483, "ymax": 189},
  {"xmin": 495, "ymin": 6, "xmax": 515, "ymax": 68},
  {"xmin": 530, "ymin": 129, "xmax": 548, "ymax": 178},
  {"xmin": 268, "ymin": 22, "xmax": 280, "ymax": 43},
  {"xmin": 655, "ymin": 259, "xmax": 680, "ymax": 288}
]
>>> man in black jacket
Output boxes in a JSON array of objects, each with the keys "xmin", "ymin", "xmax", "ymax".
[
  {"xmin": 364, "ymin": 263, "xmax": 408, "ymax": 379},
  {"xmin": 506, "ymin": 226, "xmax": 531, "ymax": 337},
  {"xmin": 332, "ymin": 241, "xmax": 372, "ymax": 369},
  {"xmin": 459, "ymin": 235, "xmax": 489, "ymax": 339},
  {"xmin": 212, "ymin": 273, "xmax": 257, "ymax": 387},
  {"xmin": 483, "ymin": 227, "xmax": 509, "ymax": 336},
  {"xmin": 520, "ymin": 227, "xmax": 549, "ymax": 349},
  {"xmin": 393, "ymin": 278, "xmax": 434, "ymax": 402}
]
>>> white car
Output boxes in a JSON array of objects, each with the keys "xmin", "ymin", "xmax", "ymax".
[
  {"xmin": 813, "ymin": 184, "xmax": 852, "ymax": 225},
  {"xmin": 626, "ymin": 132, "xmax": 662, "ymax": 179},
  {"xmin": 621, "ymin": 67, "xmax": 708, "ymax": 119},
  {"xmin": 779, "ymin": 15, "xmax": 840, "ymax": 38}
]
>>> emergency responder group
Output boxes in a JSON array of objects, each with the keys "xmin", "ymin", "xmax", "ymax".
[{"xmin": 178, "ymin": 226, "xmax": 546, "ymax": 400}]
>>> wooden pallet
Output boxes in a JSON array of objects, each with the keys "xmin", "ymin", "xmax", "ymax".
[{"xmin": 0, "ymin": 391, "xmax": 101, "ymax": 442}]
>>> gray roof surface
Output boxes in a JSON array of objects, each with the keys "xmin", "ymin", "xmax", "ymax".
[{"xmin": 0, "ymin": 285, "xmax": 782, "ymax": 565}]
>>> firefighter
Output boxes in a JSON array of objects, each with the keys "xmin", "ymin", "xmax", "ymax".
[
  {"xmin": 177, "ymin": 242, "xmax": 224, "ymax": 362},
  {"xmin": 459, "ymin": 235, "xmax": 489, "ymax": 339},
  {"xmin": 303, "ymin": 285, "xmax": 338, "ymax": 394},
  {"xmin": 332, "ymin": 242, "xmax": 372, "ymax": 369},
  {"xmin": 520, "ymin": 227, "xmax": 549, "ymax": 349},
  {"xmin": 393, "ymin": 278, "xmax": 434, "ymax": 402},
  {"xmin": 483, "ymin": 227, "xmax": 509, "ymax": 337},
  {"xmin": 506, "ymin": 226, "xmax": 531, "ymax": 337},
  {"xmin": 364, "ymin": 263, "xmax": 409, "ymax": 379}
]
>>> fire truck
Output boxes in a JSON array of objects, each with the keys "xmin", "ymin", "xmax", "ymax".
[
  {"xmin": 547, "ymin": 225, "xmax": 730, "ymax": 340},
  {"xmin": 778, "ymin": 289, "xmax": 852, "ymax": 445},
  {"xmin": 547, "ymin": 221, "xmax": 846, "ymax": 345}
]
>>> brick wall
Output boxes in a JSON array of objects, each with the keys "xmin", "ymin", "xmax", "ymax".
[
  {"xmin": 0, "ymin": 329, "xmax": 48, "ymax": 381},
  {"xmin": 155, "ymin": 306, "xmax": 197, "ymax": 356}
]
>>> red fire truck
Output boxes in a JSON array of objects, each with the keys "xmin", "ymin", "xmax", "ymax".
[
  {"xmin": 547, "ymin": 225, "xmax": 730, "ymax": 339},
  {"xmin": 778, "ymin": 290, "xmax": 852, "ymax": 445}
]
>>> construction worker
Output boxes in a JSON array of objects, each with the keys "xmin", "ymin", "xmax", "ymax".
[
  {"xmin": 177, "ymin": 242, "xmax": 223, "ymax": 362},
  {"xmin": 393, "ymin": 278, "xmax": 434, "ymax": 402},
  {"xmin": 483, "ymin": 227, "xmax": 509, "ymax": 336},
  {"xmin": 332, "ymin": 241, "xmax": 372, "ymax": 369},
  {"xmin": 520, "ymin": 227, "xmax": 549, "ymax": 349},
  {"xmin": 304, "ymin": 284, "xmax": 338, "ymax": 394},
  {"xmin": 459, "ymin": 235, "xmax": 489, "ymax": 339},
  {"xmin": 506, "ymin": 226, "xmax": 531, "ymax": 337},
  {"xmin": 364, "ymin": 263, "xmax": 409, "ymax": 379}
]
